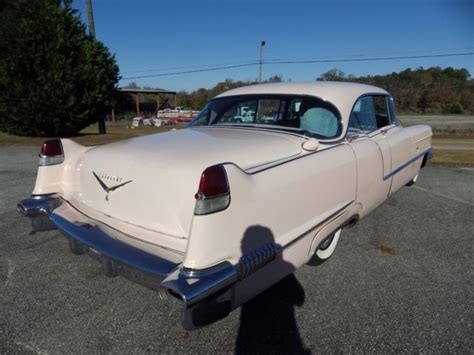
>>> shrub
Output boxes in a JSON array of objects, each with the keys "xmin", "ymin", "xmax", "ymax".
[{"xmin": 0, "ymin": 0, "xmax": 119, "ymax": 136}]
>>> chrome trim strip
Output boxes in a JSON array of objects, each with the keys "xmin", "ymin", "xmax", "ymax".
[
  {"xmin": 212, "ymin": 144, "xmax": 344, "ymax": 177},
  {"xmin": 236, "ymin": 243, "xmax": 281, "ymax": 280},
  {"xmin": 283, "ymin": 200, "xmax": 354, "ymax": 249},
  {"xmin": 383, "ymin": 148, "xmax": 431, "ymax": 181}
]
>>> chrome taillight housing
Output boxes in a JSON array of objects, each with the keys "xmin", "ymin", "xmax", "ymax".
[
  {"xmin": 194, "ymin": 165, "xmax": 230, "ymax": 215},
  {"xmin": 38, "ymin": 139, "xmax": 64, "ymax": 166}
]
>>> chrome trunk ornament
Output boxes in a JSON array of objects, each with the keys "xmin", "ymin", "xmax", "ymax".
[{"xmin": 92, "ymin": 171, "xmax": 132, "ymax": 201}]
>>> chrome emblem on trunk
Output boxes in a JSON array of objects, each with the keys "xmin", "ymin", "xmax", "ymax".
[{"xmin": 92, "ymin": 171, "xmax": 132, "ymax": 201}]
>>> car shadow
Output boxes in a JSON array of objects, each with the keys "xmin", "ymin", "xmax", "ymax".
[{"xmin": 235, "ymin": 226, "xmax": 310, "ymax": 354}]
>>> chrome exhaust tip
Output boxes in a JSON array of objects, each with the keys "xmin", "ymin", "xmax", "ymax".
[
  {"xmin": 17, "ymin": 196, "xmax": 59, "ymax": 231},
  {"xmin": 159, "ymin": 286, "xmax": 186, "ymax": 310}
]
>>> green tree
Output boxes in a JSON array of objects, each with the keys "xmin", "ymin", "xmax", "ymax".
[
  {"xmin": 0, "ymin": 0, "xmax": 119, "ymax": 136},
  {"xmin": 316, "ymin": 69, "xmax": 346, "ymax": 81},
  {"xmin": 317, "ymin": 67, "xmax": 473, "ymax": 114}
]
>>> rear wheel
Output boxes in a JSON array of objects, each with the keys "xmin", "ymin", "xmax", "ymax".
[
  {"xmin": 406, "ymin": 173, "xmax": 419, "ymax": 186},
  {"xmin": 309, "ymin": 229, "xmax": 341, "ymax": 265}
]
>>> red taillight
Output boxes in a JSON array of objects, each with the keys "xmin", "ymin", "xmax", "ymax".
[
  {"xmin": 196, "ymin": 165, "xmax": 229, "ymax": 198},
  {"xmin": 194, "ymin": 165, "xmax": 230, "ymax": 215},
  {"xmin": 40, "ymin": 139, "xmax": 63, "ymax": 156},
  {"xmin": 39, "ymin": 139, "xmax": 64, "ymax": 166}
]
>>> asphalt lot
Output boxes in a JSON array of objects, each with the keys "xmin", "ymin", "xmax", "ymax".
[{"xmin": 1, "ymin": 147, "xmax": 473, "ymax": 354}]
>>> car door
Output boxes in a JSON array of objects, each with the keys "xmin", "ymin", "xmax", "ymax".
[
  {"xmin": 380, "ymin": 97, "xmax": 415, "ymax": 194},
  {"xmin": 347, "ymin": 95, "xmax": 392, "ymax": 216}
]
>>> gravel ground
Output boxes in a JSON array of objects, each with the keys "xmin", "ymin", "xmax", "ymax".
[{"xmin": 0, "ymin": 147, "xmax": 473, "ymax": 354}]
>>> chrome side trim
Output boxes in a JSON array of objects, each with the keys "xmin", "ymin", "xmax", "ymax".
[
  {"xmin": 283, "ymin": 200, "xmax": 354, "ymax": 249},
  {"xmin": 383, "ymin": 148, "xmax": 431, "ymax": 181},
  {"xmin": 236, "ymin": 243, "xmax": 281, "ymax": 280},
  {"xmin": 217, "ymin": 143, "xmax": 344, "ymax": 176}
]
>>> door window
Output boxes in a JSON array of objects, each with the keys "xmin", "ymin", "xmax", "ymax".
[
  {"xmin": 373, "ymin": 96, "xmax": 390, "ymax": 128},
  {"xmin": 349, "ymin": 96, "xmax": 377, "ymax": 134},
  {"xmin": 349, "ymin": 95, "xmax": 392, "ymax": 135}
]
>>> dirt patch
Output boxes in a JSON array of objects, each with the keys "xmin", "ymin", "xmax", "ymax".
[{"xmin": 373, "ymin": 244, "xmax": 397, "ymax": 255}]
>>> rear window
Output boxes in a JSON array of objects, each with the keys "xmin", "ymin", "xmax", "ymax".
[{"xmin": 190, "ymin": 94, "xmax": 342, "ymax": 139}]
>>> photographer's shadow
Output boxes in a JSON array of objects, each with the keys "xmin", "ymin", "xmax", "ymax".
[{"xmin": 235, "ymin": 226, "xmax": 309, "ymax": 354}]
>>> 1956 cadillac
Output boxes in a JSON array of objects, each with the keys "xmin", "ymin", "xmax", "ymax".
[{"xmin": 18, "ymin": 82, "xmax": 432, "ymax": 329}]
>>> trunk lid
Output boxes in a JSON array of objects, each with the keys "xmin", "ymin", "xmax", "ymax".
[{"xmin": 70, "ymin": 126, "xmax": 303, "ymax": 238}]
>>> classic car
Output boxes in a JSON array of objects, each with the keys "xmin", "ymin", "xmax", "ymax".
[{"xmin": 18, "ymin": 82, "xmax": 432, "ymax": 329}]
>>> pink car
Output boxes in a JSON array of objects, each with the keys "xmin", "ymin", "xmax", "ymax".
[{"xmin": 18, "ymin": 82, "xmax": 432, "ymax": 329}]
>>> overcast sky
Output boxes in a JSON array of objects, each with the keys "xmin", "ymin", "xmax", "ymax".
[{"xmin": 72, "ymin": 0, "xmax": 473, "ymax": 92}]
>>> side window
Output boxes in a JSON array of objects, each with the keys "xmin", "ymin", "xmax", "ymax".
[
  {"xmin": 284, "ymin": 98, "xmax": 303, "ymax": 128},
  {"xmin": 349, "ymin": 95, "xmax": 392, "ymax": 135},
  {"xmin": 256, "ymin": 99, "xmax": 282, "ymax": 124},
  {"xmin": 373, "ymin": 96, "xmax": 390, "ymax": 128},
  {"xmin": 349, "ymin": 96, "xmax": 377, "ymax": 134},
  {"xmin": 216, "ymin": 100, "xmax": 257, "ymax": 124}
]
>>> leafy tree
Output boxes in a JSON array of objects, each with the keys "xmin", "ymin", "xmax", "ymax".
[
  {"xmin": 317, "ymin": 67, "xmax": 473, "ymax": 114},
  {"xmin": 316, "ymin": 69, "xmax": 346, "ymax": 81},
  {"xmin": 0, "ymin": 0, "xmax": 119, "ymax": 136}
]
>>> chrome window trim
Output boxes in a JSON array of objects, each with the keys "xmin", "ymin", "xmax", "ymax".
[{"xmin": 345, "ymin": 92, "xmax": 396, "ymax": 139}]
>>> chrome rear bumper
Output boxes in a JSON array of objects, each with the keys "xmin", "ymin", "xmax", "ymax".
[
  {"xmin": 18, "ymin": 195, "xmax": 179, "ymax": 277},
  {"xmin": 17, "ymin": 195, "xmax": 245, "ymax": 329}
]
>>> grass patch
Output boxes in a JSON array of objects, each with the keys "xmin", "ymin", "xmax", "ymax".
[
  {"xmin": 0, "ymin": 123, "xmax": 186, "ymax": 147},
  {"xmin": 431, "ymin": 149, "xmax": 474, "ymax": 166}
]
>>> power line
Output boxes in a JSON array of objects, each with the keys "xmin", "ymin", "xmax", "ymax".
[
  {"xmin": 122, "ymin": 62, "xmax": 259, "ymax": 80},
  {"xmin": 121, "ymin": 52, "xmax": 474, "ymax": 80},
  {"xmin": 121, "ymin": 59, "xmax": 259, "ymax": 74},
  {"xmin": 121, "ymin": 47, "xmax": 474, "ymax": 75},
  {"xmin": 263, "ymin": 47, "xmax": 474, "ymax": 63},
  {"xmin": 267, "ymin": 52, "xmax": 474, "ymax": 65}
]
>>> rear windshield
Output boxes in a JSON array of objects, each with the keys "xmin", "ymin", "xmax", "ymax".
[{"xmin": 189, "ymin": 94, "xmax": 342, "ymax": 139}]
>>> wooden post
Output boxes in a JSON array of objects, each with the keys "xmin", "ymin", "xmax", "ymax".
[
  {"xmin": 111, "ymin": 108, "xmax": 115, "ymax": 122},
  {"xmin": 135, "ymin": 94, "xmax": 140, "ymax": 116}
]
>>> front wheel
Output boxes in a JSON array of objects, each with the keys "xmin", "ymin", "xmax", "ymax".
[{"xmin": 308, "ymin": 229, "xmax": 341, "ymax": 265}]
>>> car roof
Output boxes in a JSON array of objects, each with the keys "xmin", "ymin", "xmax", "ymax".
[{"xmin": 215, "ymin": 81, "xmax": 389, "ymax": 136}]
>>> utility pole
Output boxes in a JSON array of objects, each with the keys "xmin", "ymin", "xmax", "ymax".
[
  {"xmin": 259, "ymin": 41, "xmax": 266, "ymax": 83},
  {"xmin": 85, "ymin": 0, "xmax": 106, "ymax": 134},
  {"xmin": 85, "ymin": 0, "xmax": 96, "ymax": 38}
]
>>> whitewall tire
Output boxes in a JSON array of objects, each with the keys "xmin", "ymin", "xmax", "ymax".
[
  {"xmin": 309, "ymin": 229, "xmax": 342, "ymax": 265},
  {"xmin": 406, "ymin": 173, "xmax": 419, "ymax": 186}
]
